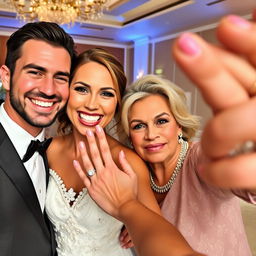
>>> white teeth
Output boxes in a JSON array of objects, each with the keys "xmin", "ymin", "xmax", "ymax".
[
  {"xmin": 80, "ymin": 113, "xmax": 101, "ymax": 122},
  {"xmin": 32, "ymin": 99, "xmax": 53, "ymax": 107}
]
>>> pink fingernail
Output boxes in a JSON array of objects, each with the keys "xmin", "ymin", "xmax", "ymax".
[
  {"xmin": 96, "ymin": 125, "xmax": 102, "ymax": 133},
  {"xmin": 79, "ymin": 141, "xmax": 85, "ymax": 149},
  {"xmin": 73, "ymin": 160, "xmax": 78, "ymax": 167},
  {"xmin": 120, "ymin": 150, "xmax": 125, "ymax": 158},
  {"xmin": 227, "ymin": 15, "xmax": 251, "ymax": 29},
  {"xmin": 86, "ymin": 129, "xmax": 93, "ymax": 137},
  {"xmin": 178, "ymin": 33, "xmax": 201, "ymax": 56}
]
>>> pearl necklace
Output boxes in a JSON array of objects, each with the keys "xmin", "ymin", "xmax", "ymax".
[{"xmin": 150, "ymin": 139, "xmax": 189, "ymax": 193}]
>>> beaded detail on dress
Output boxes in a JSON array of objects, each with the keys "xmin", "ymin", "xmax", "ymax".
[
  {"xmin": 46, "ymin": 169, "xmax": 132, "ymax": 256},
  {"xmin": 49, "ymin": 169, "xmax": 86, "ymax": 205}
]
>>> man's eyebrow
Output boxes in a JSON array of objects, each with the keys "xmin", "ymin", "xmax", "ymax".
[
  {"xmin": 55, "ymin": 71, "xmax": 70, "ymax": 77},
  {"xmin": 23, "ymin": 64, "xmax": 46, "ymax": 72},
  {"xmin": 23, "ymin": 64, "xmax": 70, "ymax": 77}
]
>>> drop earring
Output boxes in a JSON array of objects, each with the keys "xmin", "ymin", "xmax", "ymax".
[{"xmin": 178, "ymin": 133, "xmax": 183, "ymax": 144}]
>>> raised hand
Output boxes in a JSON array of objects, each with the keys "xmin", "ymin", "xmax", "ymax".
[
  {"xmin": 73, "ymin": 125, "xmax": 138, "ymax": 219},
  {"xmin": 173, "ymin": 14, "xmax": 256, "ymax": 190}
]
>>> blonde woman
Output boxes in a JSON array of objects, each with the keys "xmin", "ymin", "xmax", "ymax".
[{"xmin": 121, "ymin": 74, "xmax": 254, "ymax": 256}]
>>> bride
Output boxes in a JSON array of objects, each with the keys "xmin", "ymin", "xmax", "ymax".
[{"xmin": 45, "ymin": 48, "xmax": 161, "ymax": 255}]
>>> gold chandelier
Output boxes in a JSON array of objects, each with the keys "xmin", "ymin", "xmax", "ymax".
[{"xmin": 8, "ymin": 0, "xmax": 108, "ymax": 25}]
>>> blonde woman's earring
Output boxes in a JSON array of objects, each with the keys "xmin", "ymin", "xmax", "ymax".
[{"xmin": 178, "ymin": 133, "xmax": 183, "ymax": 144}]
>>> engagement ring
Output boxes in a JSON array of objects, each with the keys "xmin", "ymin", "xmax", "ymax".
[
  {"xmin": 87, "ymin": 168, "xmax": 96, "ymax": 177},
  {"xmin": 229, "ymin": 140, "xmax": 256, "ymax": 157}
]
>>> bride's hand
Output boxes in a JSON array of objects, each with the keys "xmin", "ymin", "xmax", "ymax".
[
  {"xmin": 73, "ymin": 125, "xmax": 138, "ymax": 219},
  {"xmin": 173, "ymin": 13, "xmax": 256, "ymax": 190}
]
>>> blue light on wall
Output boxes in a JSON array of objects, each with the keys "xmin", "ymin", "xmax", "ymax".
[{"xmin": 133, "ymin": 36, "xmax": 149, "ymax": 81}]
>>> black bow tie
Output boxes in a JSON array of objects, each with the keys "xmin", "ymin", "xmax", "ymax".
[{"xmin": 22, "ymin": 138, "xmax": 52, "ymax": 163}]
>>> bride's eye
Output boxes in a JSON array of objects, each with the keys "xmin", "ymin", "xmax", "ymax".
[{"xmin": 74, "ymin": 86, "xmax": 88, "ymax": 93}]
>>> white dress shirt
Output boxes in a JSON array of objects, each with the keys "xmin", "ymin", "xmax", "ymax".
[{"xmin": 0, "ymin": 103, "xmax": 46, "ymax": 212}]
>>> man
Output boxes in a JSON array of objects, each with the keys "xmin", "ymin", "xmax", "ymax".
[{"xmin": 0, "ymin": 22, "xmax": 75, "ymax": 256}]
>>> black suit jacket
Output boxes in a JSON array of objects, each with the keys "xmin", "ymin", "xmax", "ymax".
[{"xmin": 0, "ymin": 124, "xmax": 56, "ymax": 256}]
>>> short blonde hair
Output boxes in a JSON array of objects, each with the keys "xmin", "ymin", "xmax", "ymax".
[{"xmin": 121, "ymin": 74, "xmax": 200, "ymax": 141}]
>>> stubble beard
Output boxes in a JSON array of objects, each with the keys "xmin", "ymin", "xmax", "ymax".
[{"xmin": 9, "ymin": 79, "xmax": 63, "ymax": 128}]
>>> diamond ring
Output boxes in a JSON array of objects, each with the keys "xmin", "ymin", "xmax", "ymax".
[
  {"xmin": 229, "ymin": 140, "xmax": 256, "ymax": 157},
  {"xmin": 87, "ymin": 168, "xmax": 96, "ymax": 177}
]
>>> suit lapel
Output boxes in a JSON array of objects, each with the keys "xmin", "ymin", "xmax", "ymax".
[{"xmin": 0, "ymin": 124, "xmax": 50, "ymax": 237}]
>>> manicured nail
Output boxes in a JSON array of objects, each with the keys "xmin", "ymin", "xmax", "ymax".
[
  {"xmin": 73, "ymin": 160, "xmax": 79, "ymax": 167},
  {"xmin": 96, "ymin": 125, "xmax": 102, "ymax": 133},
  {"xmin": 120, "ymin": 150, "xmax": 125, "ymax": 158},
  {"xmin": 226, "ymin": 15, "xmax": 251, "ymax": 29},
  {"xmin": 178, "ymin": 33, "xmax": 201, "ymax": 56},
  {"xmin": 79, "ymin": 141, "xmax": 85, "ymax": 149},
  {"xmin": 86, "ymin": 129, "xmax": 93, "ymax": 137}
]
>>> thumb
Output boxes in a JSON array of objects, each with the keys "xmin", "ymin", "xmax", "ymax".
[{"xmin": 118, "ymin": 150, "xmax": 135, "ymax": 178}]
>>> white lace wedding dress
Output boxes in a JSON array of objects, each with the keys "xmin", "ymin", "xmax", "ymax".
[{"xmin": 45, "ymin": 169, "xmax": 133, "ymax": 256}]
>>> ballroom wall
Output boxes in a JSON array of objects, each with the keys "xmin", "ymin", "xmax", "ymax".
[{"xmin": 0, "ymin": 20, "xmax": 255, "ymax": 256}]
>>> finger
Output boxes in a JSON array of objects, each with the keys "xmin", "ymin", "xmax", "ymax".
[
  {"xmin": 73, "ymin": 159, "xmax": 91, "ymax": 189},
  {"xmin": 119, "ymin": 230, "xmax": 133, "ymax": 249},
  {"xmin": 85, "ymin": 129, "xmax": 104, "ymax": 172},
  {"xmin": 173, "ymin": 32, "xmax": 248, "ymax": 112},
  {"xmin": 201, "ymin": 98, "xmax": 256, "ymax": 158},
  {"xmin": 121, "ymin": 240, "xmax": 134, "ymax": 249},
  {"xmin": 119, "ymin": 226, "xmax": 128, "ymax": 242},
  {"xmin": 121, "ymin": 233, "xmax": 131, "ymax": 244},
  {"xmin": 213, "ymin": 45, "xmax": 256, "ymax": 96},
  {"xmin": 217, "ymin": 15, "xmax": 256, "ymax": 67},
  {"xmin": 95, "ymin": 125, "xmax": 114, "ymax": 166},
  {"xmin": 199, "ymin": 153, "xmax": 256, "ymax": 189},
  {"xmin": 119, "ymin": 150, "xmax": 136, "ymax": 178},
  {"xmin": 78, "ymin": 141, "xmax": 96, "ymax": 175}
]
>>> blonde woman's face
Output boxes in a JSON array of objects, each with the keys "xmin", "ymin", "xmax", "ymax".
[
  {"xmin": 128, "ymin": 94, "xmax": 182, "ymax": 164},
  {"xmin": 67, "ymin": 61, "xmax": 117, "ymax": 134}
]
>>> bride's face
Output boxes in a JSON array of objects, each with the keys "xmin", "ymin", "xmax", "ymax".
[{"xmin": 67, "ymin": 61, "xmax": 118, "ymax": 135}]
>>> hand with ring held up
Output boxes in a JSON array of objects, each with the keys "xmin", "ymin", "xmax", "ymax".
[
  {"xmin": 173, "ymin": 12, "xmax": 256, "ymax": 192},
  {"xmin": 73, "ymin": 125, "xmax": 138, "ymax": 219}
]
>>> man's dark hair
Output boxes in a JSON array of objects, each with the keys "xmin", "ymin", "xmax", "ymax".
[{"xmin": 5, "ymin": 21, "xmax": 76, "ymax": 74}]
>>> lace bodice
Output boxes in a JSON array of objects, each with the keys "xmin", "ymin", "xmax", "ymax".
[{"xmin": 45, "ymin": 169, "xmax": 133, "ymax": 256}]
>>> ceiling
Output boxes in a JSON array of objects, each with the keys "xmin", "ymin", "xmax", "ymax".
[{"xmin": 0, "ymin": 0, "xmax": 255, "ymax": 46}]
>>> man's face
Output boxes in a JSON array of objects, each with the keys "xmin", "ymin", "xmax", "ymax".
[{"xmin": 2, "ymin": 39, "xmax": 71, "ymax": 134}]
